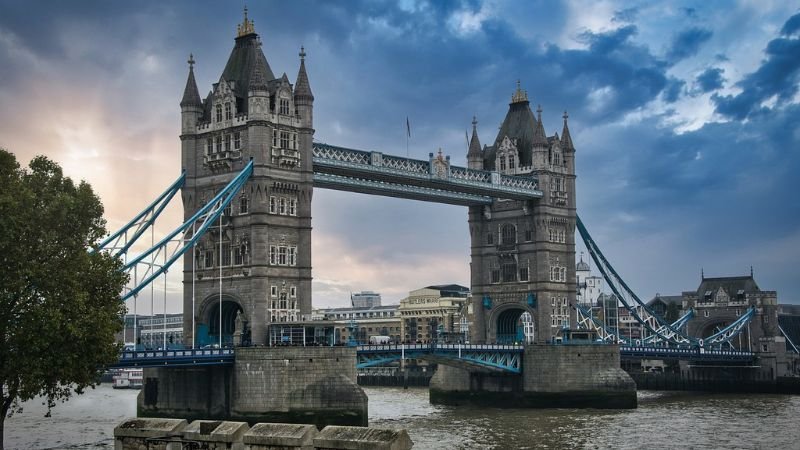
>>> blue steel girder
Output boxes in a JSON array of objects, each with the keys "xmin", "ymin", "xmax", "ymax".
[
  {"xmin": 312, "ymin": 143, "xmax": 542, "ymax": 203},
  {"xmin": 111, "ymin": 348, "xmax": 235, "ymax": 368},
  {"xmin": 620, "ymin": 346, "xmax": 754, "ymax": 363},
  {"xmin": 313, "ymin": 172, "xmax": 493, "ymax": 206},
  {"xmin": 356, "ymin": 344, "xmax": 523, "ymax": 373}
]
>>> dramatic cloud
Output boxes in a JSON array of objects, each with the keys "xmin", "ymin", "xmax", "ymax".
[
  {"xmin": 713, "ymin": 13, "xmax": 800, "ymax": 120},
  {"xmin": 1, "ymin": 1, "xmax": 799, "ymax": 308},
  {"xmin": 695, "ymin": 67, "xmax": 725, "ymax": 93},
  {"xmin": 666, "ymin": 27, "xmax": 713, "ymax": 62}
]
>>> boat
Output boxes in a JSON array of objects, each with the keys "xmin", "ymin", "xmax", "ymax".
[{"xmin": 112, "ymin": 368, "xmax": 143, "ymax": 389}]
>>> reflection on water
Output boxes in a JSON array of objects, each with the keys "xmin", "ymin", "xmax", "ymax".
[{"xmin": 6, "ymin": 384, "xmax": 800, "ymax": 449}]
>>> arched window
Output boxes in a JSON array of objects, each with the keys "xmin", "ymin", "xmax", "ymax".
[
  {"xmin": 225, "ymin": 102, "xmax": 232, "ymax": 120},
  {"xmin": 215, "ymin": 104, "xmax": 222, "ymax": 122},
  {"xmin": 239, "ymin": 196, "xmax": 248, "ymax": 214},
  {"xmin": 501, "ymin": 223, "xmax": 516, "ymax": 245},
  {"xmin": 508, "ymin": 156, "xmax": 515, "ymax": 170}
]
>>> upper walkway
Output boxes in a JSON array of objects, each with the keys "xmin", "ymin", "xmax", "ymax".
[{"xmin": 312, "ymin": 143, "xmax": 543, "ymax": 206}]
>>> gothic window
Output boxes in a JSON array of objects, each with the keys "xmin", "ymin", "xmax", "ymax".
[
  {"xmin": 280, "ymin": 131, "xmax": 290, "ymax": 149},
  {"xmin": 269, "ymin": 196, "xmax": 276, "ymax": 214},
  {"xmin": 206, "ymin": 138, "xmax": 213, "ymax": 155},
  {"xmin": 279, "ymin": 198, "xmax": 286, "ymax": 215},
  {"xmin": 550, "ymin": 264, "xmax": 567, "ymax": 282},
  {"xmin": 225, "ymin": 102, "xmax": 232, "ymax": 120},
  {"xmin": 224, "ymin": 134, "xmax": 231, "ymax": 152},
  {"xmin": 288, "ymin": 247, "xmax": 296, "ymax": 266},
  {"xmin": 501, "ymin": 223, "xmax": 516, "ymax": 245},
  {"xmin": 525, "ymin": 229, "xmax": 533, "ymax": 242},
  {"xmin": 220, "ymin": 243, "xmax": 231, "ymax": 266},
  {"xmin": 499, "ymin": 157, "xmax": 506, "ymax": 171},
  {"xmin": 289, "ymin": 198, "xmax": 297, "ymax": 216},
  {"xmin": 278, "ymin": 247, "xmax": 287, "ymax": 265},
  {"xmin": 291, "ymin": 133, "xmax": 297, "ymax": 150},
  {"xmin": 204, "ymin": 250, "xmax": 214, "ymax": 268},
  {"xmin": 214, "ymin": 135, "xmax": 222, "ymax": 153},
  {"xmin": 233, "ymin": 246, "xmax": 243, "ymax": 265},
  {"xmin": 502, "ymin": 263, "xmax": 517, "ymax": 282},
  {"xmin": 519, "ymin": 266, "xmax": 529, "ymax": 282},
  {"xmin": 280, "ymin": 293, "xmax": 287, "ymax": 309},
  {"xmin": 491, "ymin": 269, "xmax": 500, "ymax": 284},
  {"xmin": 280, "ymin": 98, "xmax": 290, "ymax": 115},
  {"xmin": 223, "ymin": 204, "xmax": 232, "ymax": 217},
  {"xmin": 272, "ymin": 129, "xmax": 278, "ymax": 147},
  {"xmin": 290, "ymin": 286, "xmax": 297, "ymax": 298},
  {"xmin": 508, "ymin": 156, "xmax": 515, "ymax": 170},
  {"xmin": 234, "ymin": 132, "xmax": 241, "ymax": 150},
  {"xmin": 239, "ymin": 196, "xmax": 248, "ymax": 214},
  {"xmin": 269, "ymin": 246, "xmax": 276, "ymax": 265},
  {"xmin": 215, "ymin": 104, "xmax": 222, "ymax": 122}
]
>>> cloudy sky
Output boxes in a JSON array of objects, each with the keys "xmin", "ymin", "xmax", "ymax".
[{"xmin": 1, "ymin": 0, "xmax": 799, "ymax": 313}]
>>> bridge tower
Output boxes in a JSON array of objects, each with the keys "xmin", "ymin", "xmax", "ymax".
[
  {"xmin": 468, "ymin": 83, "xmax": 576, "ymax": 344},
  {"xmin": 179, "ymin": 10, "xmax": 314, "ymax": 346}
]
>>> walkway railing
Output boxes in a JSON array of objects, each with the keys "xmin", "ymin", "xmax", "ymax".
[{"xmin": 112, "ymin": 348, "xmax": 235, "ymax": 368}]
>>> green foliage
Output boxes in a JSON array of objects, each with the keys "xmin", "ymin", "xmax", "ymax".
[{"xmin": 0, "ymin": 149, "xmax": 128, "ymax": 441}]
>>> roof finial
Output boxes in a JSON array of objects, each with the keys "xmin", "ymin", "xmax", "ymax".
[
  {"xmin": 237, "ymin": 5, "xmax": 256, "ymax": 37},
  {"xmin": 750, "ymin": 265, "xmax": 754, "ymax": 277},
  {"xmin": 537, "ymin": 104, "xmax": 543, "ymax": 121},
  {"xmin": 701, "ymin": 267, "xmax": 705, "ymax": 279},
  {"xmin": 563, "ymin": 110, "xmax": 569, "ymax": 122},
  {"xmin": 299, "ymin": 46, "xmax": 306, "ymax": 61},
  {"xmin": 511, "ymin": 80, "xmax": 528, "ymax": 103},
  {"xmin": 187, "ymin": 53, "xmax": 195, "ymax": 68},
  {"xmin": 472, "ymin": 115, "xmax": 478, "ymax": 128}
]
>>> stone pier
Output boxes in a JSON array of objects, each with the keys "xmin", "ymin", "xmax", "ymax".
[
  {"xmin": 138, "ymin": 347, "xmax": 368, "ymax": 428},
  {"xmin": 429, "ymin": 344, "xmax": 636, "ymax": 409}
]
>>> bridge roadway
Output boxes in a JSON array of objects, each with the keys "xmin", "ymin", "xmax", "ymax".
[{"xmin": 111, "ymin": 344, "xmax": 755, "ymax": 371}]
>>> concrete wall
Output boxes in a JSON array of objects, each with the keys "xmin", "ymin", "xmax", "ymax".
[{"xmin": 138, "ymin": 347, "xmax": 367, "ymax": 428}]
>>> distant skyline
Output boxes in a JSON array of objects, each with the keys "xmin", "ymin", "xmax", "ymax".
[{"xmin": 1, "ymin": 1, "xmax": 799, "ymax": 313}]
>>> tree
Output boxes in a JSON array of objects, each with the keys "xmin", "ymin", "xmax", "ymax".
[{"xmin": 0, "ymin": 149, "xmax": 128, "ymax": 449}]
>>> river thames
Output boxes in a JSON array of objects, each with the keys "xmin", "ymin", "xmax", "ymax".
[{"xmin": 5, "ymin": 384, "xmax": 800, "ymax": 449}]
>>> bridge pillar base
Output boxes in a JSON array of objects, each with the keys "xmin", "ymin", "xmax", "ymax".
[
  {"xmin": 138, "ymin": 347, "xmax": 368, "ymax": 428},
  {"xmin": 430, "ymin": 344, "xmax": 636, "ymax": 409}
]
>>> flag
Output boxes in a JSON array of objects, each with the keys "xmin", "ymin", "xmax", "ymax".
[{"xmin": 406, "ymin": 117, "xmax": 411, "ymax": 138}]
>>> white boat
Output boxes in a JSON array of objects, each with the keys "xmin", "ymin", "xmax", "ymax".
[{"xmin": 112, "ymin": 368, "xmax": 143, "ymax": 389}]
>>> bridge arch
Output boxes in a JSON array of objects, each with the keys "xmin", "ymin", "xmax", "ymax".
[
  {"xmin": 489, "ymin": 304, "xmax": 535, "ymax": 344},
  {"xmin": 197, "ymin": 293, "xmax": 246, "ymax": 347}
]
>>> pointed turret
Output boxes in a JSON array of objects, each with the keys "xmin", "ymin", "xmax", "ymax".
[
  {"xmin": 248, "ymin": 47, "xmax": 269, "ymax": 91},
  {"xmin": 294, "ymin": 47, "xmax": 314, "ymax": 128},
  {"xmin": 561, "ymin": 111, "xmax": 574, "ymax": 151},
  {"xmin": 181, "ymin": 54, "xmax": 202, "ymax": 107},
  {"xmin": 180, "ymin": 54, "xmax": 203, "ymax": 136},
  {"xmin": 532, "ymin": 104, "xmax": 548, "ymax": 147},
  {"xmin": 467, "ymin": 116, "xmax": 483, "ymax": 170}
]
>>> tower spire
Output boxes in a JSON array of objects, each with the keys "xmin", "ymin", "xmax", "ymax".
[
  {"xmin": 467, "ymin": 115, "xmax": 482, "ymax": 157},
  {"xmin": 294, "ymin": 45, "xmax": 314, "ymax": 102},
  {"xmin": 561, "ymin": 110, "xmax": 574, "ymax": 151},
  {"xmin": 237, "ymin": 5, "xmax": 256, "ymax": 37},
  {"xmin": 532, "ymin": 104, "xmax": 548, "ymax": 146},
  {"xmin": 180, "ymin": 53, "xmax": 202, "ymax": 107}
]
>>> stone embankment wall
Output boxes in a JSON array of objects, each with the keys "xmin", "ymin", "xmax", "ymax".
[{"xmin": 114, "ymin": 418, "xmax": 413, "ymax": 450}]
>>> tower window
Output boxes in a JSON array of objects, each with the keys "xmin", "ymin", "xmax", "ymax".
[
  {"xmin": 225, "ymin": 102, "xmax": 232, "ymax": 120},
  {"xmin": 499, "ymin": 157, "xmax": 506, "ymax": 171},
  {"xmin": 502, "ymin": 263, "xmax": 517, "ymax": 282},
  {"xmin": 280, "ymin": 131, "xmax": 290, "ymax": 149},
  {"xmin": 234, "ymin": 132, "xmax": 241, "ymax": 150},
  {"xmin": 204, "ymin": 250, "xmax": 214, "ymax": 268},
  {"xmin": 501, "ymin": 224, "xmax": 516, "ymax": 245},
  {"xmin": 290, "ymin": 286, "xmax": 297, "ymax": 298},
  {"xmin": 279, "ymin": 198, "xmax": 286, "ymax": 215},
  {"xmin": 491, "ymin": 269, "xmax": 500, "ymax": 283},
  {"xmin": 225, "ymin": 134, "xmax": 231, "ymax": 152},
  {"xmin": 280, "ymin": 98, "xmax": 290, "ymax": 115},
  {"xmin": 272, "ymin": 129, "xmax": 278, "ymax": 147},
  {"xmin": 289, "ymin": 198, "xmax": 297, "ymax": 216},
  {"xmin": 487, "ymin": 233, "xmax": 494, "ymax": 245},
  {"xmin": 215, "ymin": 104, "xmax": 222, "ymax": 122},
  {"xmin": 525, "ymin": 229, "xmax": 533, "ymax": 242},
  {"xmin": 239, "ymin": 196, "xmax": 248, "ymax": 214},
  {"xmin": 508, "ymin": 156, "xmax": 515, "ymax": 170},
  {"xmin": 278, "ymin": 246, "xmax": 287, "ymax": 265},
  {"xmin": 220, "ymin": 243, "xmax": 231, "ymax": 266},
  {"xmin": 291, "ymin": 133, "xmax": 297, "ymax": 150},
  {"xmin": 206, "ymin": 138, "xmax": 213, "ymax": 155},
  {"xmin": 233, "ymin": 245, "xmax": 243, "ymax": 265},
  {"xmin": 214, "ymin": 135, "xmax": 222, "ymax": 153},
  {"xmin": 519, "ymin": 266, "xmax": 529, "ymax": 282},
  {"xmin": 269, "ymin": 196, "xmax": 276, "ymax": 214}
]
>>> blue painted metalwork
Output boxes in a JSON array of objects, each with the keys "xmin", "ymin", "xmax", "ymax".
[
  {"xmin": 527, "ymin": 292, "xmax": 536, "ymax": 308},
  {"xmin": 312, "ymin": 142, "xmax": 542, "ymax": 205},
  {"xmin": 779, "ymin": 324, "xmax": 800, "ymax": 354},
  {"xmin": 483, "ymin": 295, "xmax": 492, "ymax": 309},
  {"xmin": 111, "ymin": 348, "xmax": 234, "ymax": 368},
  {"xmin": 355, "ymin": 343, "xmax": 523, "ymax": 373},
  {"xmin": 92, "ymin": 171, "xmax": 186, "ymax": 257},
  {"xmin": 577, "ymin": 214, "xmax": 755, "ymax": 347},
  {"xmin": 620, "ymin": 346, "xmax": 754, "ymax": 362},
  {"xmin": 120, "ymin": 161, "xmax": 253, "ymax": 301}
]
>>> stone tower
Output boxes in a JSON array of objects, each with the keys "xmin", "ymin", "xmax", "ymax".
[
  {"xmin": 180, "ymin": 10, "xmax": 314, "ymax": 346},
  {"xmin": 468, "ymin": 82, "xmax": 577, "ymax": 344}
]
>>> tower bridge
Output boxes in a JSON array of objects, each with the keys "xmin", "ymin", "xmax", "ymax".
[{"xmin": 97, "ymin": 11, "xmax": 797, "ymax": 426}]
